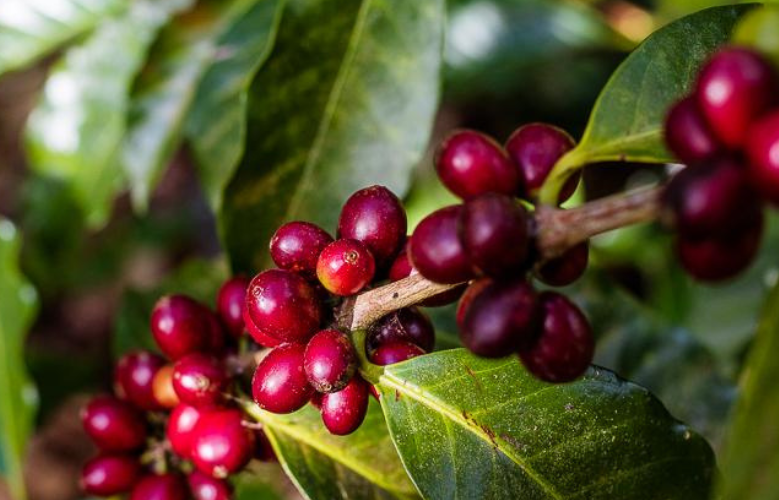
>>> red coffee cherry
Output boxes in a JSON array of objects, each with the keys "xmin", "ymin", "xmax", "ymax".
[
  {"xmin": 370, "ymin": 341, "xmax": 425, "ymax": 365},
  {"xmin": 114, "ymin": 350, "xmax": 165, "ymax": 411},
  {"xmin": 367, "ymin": 307, "xmax": 435, "ymax": 353},
  {"xmin": 388, "ymin": 244, "xmax": 466, "ymax": 306},
  {"xmin": 456, "ymin": 278, "xmax": 492, "ymax": 330},
  {"xmin": 304, "ymin": 329, "xmax": 356, "ymax": 393},
  {"xmin": 320, "ymin": 377, "xmax": 370, "ymax": 436},
  {"xmin": 246, "ymin": 269, "xmax": 322, "ymax": 343},
  {"xmin": 436, "ymin": 130, "xmax": 520, "ymax": 199},
  {"xmin": 664, "ymin": 96, "xmax": 720, "ymax": 164},
  {"xmin": 519, "ymin": 292, "xmax": 594, "ymax": 383},
  {"xmin": 167, "ymin": 403, "xmax": 205, "ymax": 459},
  {"xmin": 152, "ymin": 364, "xmax": 180, "ymax": 409},
  {"xmin": 270, "ymin": 221, "xmax": 334, "ymax": 278},
  {"xmin": 130, "ymin": 473, "xmax": 188, "ymax": 500},
  {"xmin": 696, "ymin": 47, "xmax": 778, "ymax": 148},
  {"xmin": 81, "ymin": 454, "xmax": 140, "ymax": 496},
  {"xmin": 188, "ymin": 470, "xmax": 233, "ymax": 500},
  {"xmin": 81, "ymin": 396, "xmax": 146, "ymax": 452},
  {"xmin": 388, "ymin": 245, "xmax": 413, "ymax": 282},
  {"xmin": 409, "ymin": 205, "xmax": 474, "ymax": 284},
  {"xmin": 190, "ymin": 409, "xmax": 255, "ymax": 478},
  {"xmin": 536, "ymin": 241, "xmax": 589, "ymax": 287},
  {"xmin": 252, "ymin": 343, "xmax": 313, "ymax": 414},
  {"xmin": 216, "ymin": 276, "xmax": 249, "ymax": 338},
  {"xmin": 242, "ymin": 307, "xmax": 282, "ymax": 348},
  {"xmin": 747, "ymin": 110, "xmax": 779, "ymax": 205},
  {"xmin": 316, "ymin": 239, "xmax": 376, "ymax": 296},
  {"xmin": 172, "ymin": 354, "xmax": 227, "ymax": 408},
  {"xmin": 151, "ymin": 295, "xmax": 213, "ymax": 359}
]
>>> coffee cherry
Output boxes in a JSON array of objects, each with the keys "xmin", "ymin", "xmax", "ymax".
[
  {"xmin": 664, "ymin": 96, "xmax": 720, "ymax": 164},
  {"xmin": 246, "ymin": 269, "xmax": 322, "ymax": 343},
  {"xmin": 167, "ymin": 404, "xmax": 205, "ymax": 458},
  {"xmin": 459, "ymin": 193, "xmax": 530, "ymax": 276},
  {"xmin": 388, "ymin": 245, "xmax": 413, "ymax": 282},
  {"xmin": 747, "ymin": 110, "xmax": 779, "ymax": 205},
  {"xmin": 216, "ymin": 276, "xmax": 249, "ymax": 338},
  {"xmin": 188, "ymin": 470, "xmax": 233, "ymax": 500},
  {"xmin": 252, "ymin": 343, "xmax": 313, "ymax": 414},
  {"xmin": 436, "ymin": 130, "xmax": 520, "ymax": 199},
  {"xmin": 151, "ymin": 295, "xmax": 213, "ymax": 359},
  {"xmin": 270, "ymin": 221, "xmax": 334, "ymax": 278},
  {"xmin": 130, "ymin": 473, "xmax": 188, "ymax": 500},
  {"xmin": 304, "ymin": 329, "xmax": 356, "ymax": 393},
  {"xmin": 409, "ymin": 205, "xmax": 474, "ymax": 284},
  {"xmin": 461, "ymin": 279, "xmax": 541, "ymax": 358},
  {"xmin": 172, "ymin": 354, "xmax": 227, "ymax": 407},
  {"xmin": 152, "ymin": 364, "xmax": 180, "ymax": 409},
  {"xmin": 114, "ymin": 350, "xmax": 166, "ymax": 411},
  {"xmin": 338, "ymin": 185, "xmax": 407, "ymax": 267},
  {"xmin": 456, "ymin": 278, "xmax": 492, "ymax": 330},
  {"xmin": 536, "ymin": 241, "xmax": 589, "ymax": 287},
  {"xmin": 367, "ymin": 307, "xmax": 435, "ymax": 353},
  {"xmin": 388, "ymin": 245, "xmax": 466, "ymax": 306},
  {"xmin": 316, "ymin": 239, "xmax": 376, "ymax": 296},
  {"xmin": 81, "ymin": 396, "xmax": 146, "ymax": 452},
  {"xmin": 519, "ymin": 292, "xmax": 594, "ymax": 383},
  {"xmin": 696, "ymin": 47, "xmax": 778, "ymax": 147},
  {"xmin": 242, "ymin": 308, "xmax": 282, "ymax": 347},
  {"xmin": 81, "ymin": 454, "xmax": 140, "ymax": 496},
  {"xmin": 190, "ymin": 409, "xmax": 255, "ymax": 478},
  {"xmin": 370, "ymin": 341, "xmax": 425, "ymax": 365},
  {"xmin": 320, "ymin": 377, "xmax": 370, "ymax": 436}
]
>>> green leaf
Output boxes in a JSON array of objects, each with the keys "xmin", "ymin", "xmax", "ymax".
[
  {"xmin": 733, "ymin": 4, "xmax": 779, "ymax": 67},
  {"xmin": 0, "ymin": 0, "xmax": 127, "ymax": 76},
  {"xmin": 186, "ymin": 0, "xmax": 285, "ymax": 209},
  {"xmin": 0, "ymin": 219, "xmax": 39, "ymax": 500},
  {"xmin": 24, "ymin": 0, "xmax": 194, "ymax": 227},
  {"xmin": 379, "ymin": 349, "xmax": 715, "ymax": 500},
  {"xmin": 222, "ymin": 0, "xmax": 445, "ymax": 272},
  {"xmin": 538, "ymin": 4, "xmax": 754, "ymax": 204}
]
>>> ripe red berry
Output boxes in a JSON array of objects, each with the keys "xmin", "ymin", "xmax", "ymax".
[
  {"xmin": 316, "ymin": 239, "xmax": 376, "ymax": 296},
  {"xmin": 81, "ymin": 396, "xmax": 146, "ymax": 452},
  {"xmin": 747, "ymin": 110, "xmax": 779, "ymax": 205},
  {"xmin": 172, "ymin": 354, "xmax": 228, "ymax": 407},
  {"xmin": 338, "ymin": 185, "xmax": 407, "ymax": 267},
  {"xmin": 270, "ymin": 221, "xmax": 334, "ymax": 278},
  {"xmin": 304, "ymin": 329, "xmax": 356, "ymax": 393},
  {"xmin": 367, "ymin": 307, "xmax": 435, "ymax": 353},
  {"xmin": 388, "ymin": 245, "xmax": 466, "ymax": 306},
  {"xmin": 190, "ymin": 409, "xmax": 255, "ymax": 478},
  {"xmin": 242, "ymin": 307, "xmax": 282, "ymax": 347},
  {"xmin": 246, "ymin": 269, "xmax": 322, "ymax": 343},
  {"xmin": 409, "ymin": 205, "xmax": 474, "ymax": 284},
  {"xmin": 167, "ymin": 403, "xmax": 205, "ymax": 458},
  {"xmin": 151, "ymin": 295, "xmax": 213, "ymax": 359},
  {"xmin": 459, "ymin": 193, "xmax": 530, "ymax": 276},
  {"xmin": 130, "ymin": 473, "xmax": 188, "ymax": 500},
  {"xmin": 320, "ymin": 377, "xmax": 370, "ymax": 436},
  {"xmin": 388, "ymin": 245, "xmax": 413, "ymax": 282},
  {"xmin": 519, "ymin": 292, "xmax": 594, "ymax": 383},
  {"xmin": 152, "ymin": 364, "xmax": 180, "ymax": 409},
  {"xmin": 436, "ymin": 130, "xmax": 520, "ymax": 199},
  {"xmin": 696, "ymin": 47, "xmax": 778, "ymax": 148},
  {"xmin": 188, "ymin": 470, "xmax": 233, "ymax": 500},
  {"xmin": 252, "ymin": 343, "xmax": 313, "ymax": 414},
  {"xmin": 536, "ymin": 241, "xmax": 589, "ymax": 287},
  {"xmin": 664, "ymin": 96, "xmax": 720, "ymax": 164},
  {"xmin": 81, "ymin": 454, "xmax": 140, "ymax": 496},
  {"xmin": 456, "ymin": 278, "xmax": 492, "ymax": 330},
  {"xmin": 370, "ymin": 341, "xmax": 425, "ymax": 365},
  {"xmin": 114, "ymin": 350, "xmax": 165, "ymax": 411},
  {"xmin": 216, "ymin": 276, "xmax": 249, "ymax": 338}
]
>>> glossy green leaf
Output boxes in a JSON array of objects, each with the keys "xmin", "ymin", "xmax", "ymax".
[
  {"xmin": 539, "ymin": 4, "xmax": 754, "ymax": 203},
  {"xmin": 379, "ymin": 349, "xmax": 714, "ymax": 500},
  {"xmin": 222, "ymin": 0, "xmax": 445, "ymax": 272},
  {"xmin": 733, "ymin": 4, "xmax": 779, "ymax": 67},
  {"xmin": 0, "ymin": 219, "xmax": 39, "ymax": 500}
]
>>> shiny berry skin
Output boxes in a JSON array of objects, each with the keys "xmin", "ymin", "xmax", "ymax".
[
  {"xmin": 216, "ymin": 276, "xmax": 249, "ymax": 338},
  {"xmin": 370, "ymin": 341, "xmax": 425, "ymax": 365},
  {"xmin": 459, "ymin": 193, "xmax": 530, "ymax": 276},
  {"xmin": 338, "ymin": 185, "xmax": 407, "ymax": 267},
  {"xmin": 316, "ymin": 239, "xmax": 376, "ymax": 296},
  {"xmin": 81, "ymin": 454, "xmax": 140, "ymax": 496},
  {"xmin": 696, "ymin": 47, "xmax": 779, "ymax": 148},
  {"xmin": 519, "ymin": 292, "xmax": 594, "ymax": 383},
  {"xmin": 664, "ymin": 96, "xmax": 720, "ymax": 164},
  {"xmin": 304, "ymin": 329, "xmax": 356, "ymax": 393},
  {"xmin": 367, "ymin": 307, "xmax": 435, "ymax": 353},
  {"xmin": 409, "ymin": 205, "xmax": 474, "ymax": 284},
  {"xmin": 246, "ymin": 269, "xmax": 322, "ymax": 343},
  {"xmin": 172, "ymin": 354, "xmax": 227, "ymax": 407},
  {"xmin": 242, "ymin": 307, "xmax": 282, "ymax": 347},
  {"xmin": 270, "ymin": 221, "xmax": 334, "ymax": 278},
  {"xmin": 456, "ymin": 278, "xmax": 492, "ymax": 330},
  {"xmin": 167, "ymin": 404, "xmax": 205, "ymax": 458},
  {"xmin": 190, "ymin": 409, "xmax": 255, "ymax": 478},
  {"xmin": 388, "ymin": 246, "xmax": 413, "ymax": 281},
  {"xmin": 114, "ymin": 350, "xmax": 166, "ymax": 411},
  {"xmin": 81, "ymin": 396, "xmax": 146, "ymax": 452},
  {"xmin": 536, "ymin": 241, "xmax": 589, "ymax": 287},
  {"xmin": 747, "ymin": 111, "xmax": 779, "ymax": 205},
  {"xmin": 130, "ymin": 474, "xmax": 188, "ymax": 500},
  {"xmin": 188, "ymin": 470, "xmax": 233, "ymax": 500},
  {"xmin": 152, "ymin": 364, "xmax": 180, "ymax": 409},
  {"xmin": 252, "ymin": 343, "xmax": 314, "ymax": 414},
  {"xmin": 151, "ymin": 295, "xmax": 213, "ymax": 359},
  {"xmin": 461, "ymin": 279, "xmax": 541, "ymax": 358},
  {"xmin": 436, "ymin": 130, "xmax": 520, "ymax": 199},
  {"xmin": 320, "ymin": 377, "xmax": 370, "ymax": 436}
]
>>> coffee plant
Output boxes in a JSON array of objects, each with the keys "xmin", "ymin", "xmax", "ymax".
[{"xmin": 2, "ymin": 1, "xmax": 779, "ymax": 499}]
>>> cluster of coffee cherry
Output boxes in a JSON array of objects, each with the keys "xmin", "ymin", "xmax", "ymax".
[{"xmin": 662, "ymin": 46, "xmax": 779, "ymax": 282}]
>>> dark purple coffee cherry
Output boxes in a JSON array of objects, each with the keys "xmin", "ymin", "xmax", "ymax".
[
  {"xmin": 151, "ymin": 295, "xmax": 213, "ymax": 360},
  {"xmin": 304, "ymin": 329, "xmax": 356, "ymax": 393},
  {"xmin": 316, "ymin": 239, "xmax": 376, "ymax": 296},
  {"xmin": 409, "ymin": 205, "xmax": 474, "ymax": 284},
  {"xmin": 114, "ymin": 350, "xmax": 166, "ymax": 411},
  {"xmin": 460, "ymin": 279, "xmax": 541, "ymax": 358},
  {"xmin": 81, "ymin": 454, "xmax": 141, "ymax": 496},
  {"xmin": 320, "ymin": 377, "xmax": 370, "ymax": 436},
  {"xmin": 370, "ymin": 341, "xmax": 425, "ymax": 365},
  {"xmin": 81, "ymin": 396, "xmax": 146, "ymax": 452},
  {"xmin": 188, "ymin": 470, "xmax": 233, "ymax": 500},
  {"xmin": 252, "ymin": 343, "xmax": 313, "ymax": 414},
  {"xmin": 456, "ymin": 278, "xmax": 492, "ymax": 330},
  {"xmin": 536, "ymin": 241, "xmax": 589, "ymax": 287},
  {"xmin": 367, "ymin": 307, "xmax": 435, "ymax": 353},
  {"xmin": 270, "ymin": 221, "xmax": 334, "ymax": 278},
  {"xmin": 190, "ymin": 409, "xmax": 255, "ymax": 478},
  {"xmin": 459, "ymin": 193, "xmax": 530, "ymax": 276},
  {"xmin": 152, "ymin": 364, "xmax": 180, "ymax": 409},
  {"xmin": 747, "ymin": 110, "xmax": 779, "ymax": 205},
  {"xmin": 216, "ymin": 276, "xmax": 249, "ymax": 339},
  {"xmin": 436, "ymin": 130, "xmax": 520, "ymax": 199},
  {"xmin": 664, "ymin": 96, "xmax": 721, "ymax": 164},
  {"xmin": 172, "ymin": 354, "xmax": 227, "ymax": 408},
  {"xmin": 696, "ymin": 47, "xmax": 779, "ymax": 148},
  {"xmin": 519, "ymin": 292, "xmax": 594, "ymax": 383},
  {"xmin": 167, "ymin": 403, "xmax": 205, "ymax": 459},
  {"xmin": 130, "ymin": 473, "xmax": 188, "ymax": 500},
  {"xmin": 338, "ymin": 185, "xmax": 407, "ymax": 267},
  {"xmin": 254, "ymin": 428, "xmax": 277, "ymax": 462},
  {"xmin": 246, "ymin": 269, "xmax": 322, "ymax": 343},
  {"xmin": 242, "ymin": 308, "xmax": 282, "ymax": 348}
]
